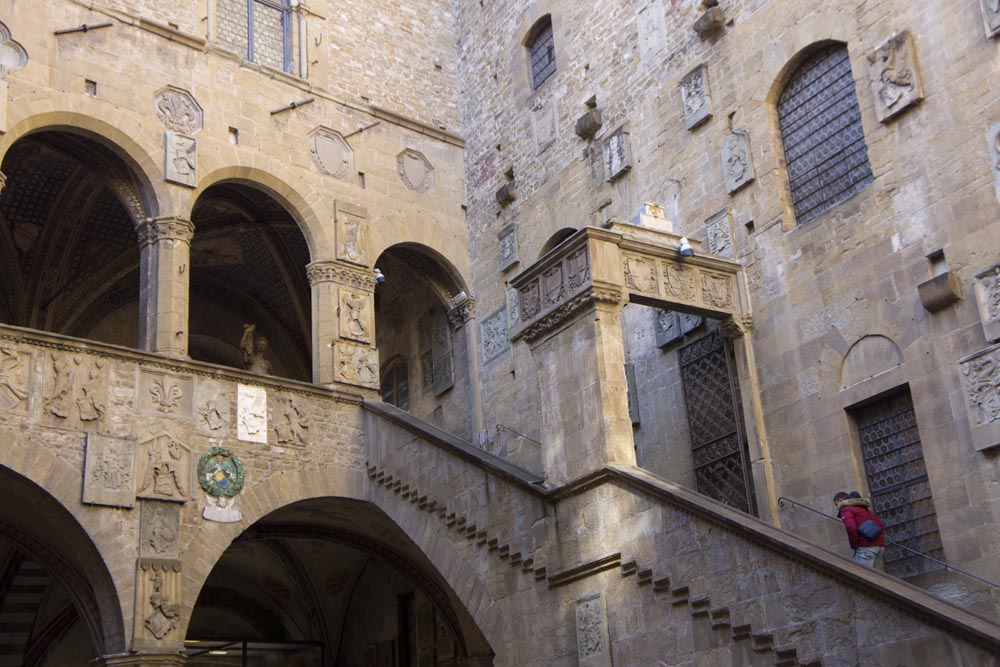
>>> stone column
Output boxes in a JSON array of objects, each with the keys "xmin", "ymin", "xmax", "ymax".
[
  {"xmin": 137, "ymin": 217, "xmax": 194, "ymax": 358},
  {"xmin": 307, "ymin": 260, "xmax": 379, "ymax": 390},
  {"xmin": 448, "ymin": 293, "xmax": 484, "ymax": 437}
]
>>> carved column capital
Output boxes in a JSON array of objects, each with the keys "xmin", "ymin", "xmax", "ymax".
[
  {"xmin": 721, "ymin": 314, "xmax": 753, "ymax": 338},
  {"xmin": 306, "ymin": 260, "xmax": 376, "ymax": 291},
  {"xmin": 137, "ymin": 216, "xmax": 194, "ymax": 246},
  {"xmin": 447, "ymin": 294, "xmax": 476, "ymax": 330}
]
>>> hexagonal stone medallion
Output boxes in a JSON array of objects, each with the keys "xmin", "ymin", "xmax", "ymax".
[{"xmin": 397, "ymin": 149, "xmax": 434, "ymax": 192}]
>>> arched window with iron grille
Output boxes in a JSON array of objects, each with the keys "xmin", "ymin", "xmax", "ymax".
[
  {"xmin": 777, "ymin": 44, "xmax": 873, "ymax": 225},
  {"xmin": 526, "ymin": 16, "xmax": 556, "ymax": 90}
]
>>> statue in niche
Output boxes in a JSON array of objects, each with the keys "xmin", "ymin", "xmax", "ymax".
[{"xmin": 240, "ymin": 324, "xmax": 273, "ymax": 375}]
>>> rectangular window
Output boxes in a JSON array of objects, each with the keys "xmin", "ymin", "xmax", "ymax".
[
  {"xmin": 529, "ymin": 20, "xmax": 556, "ymax": 89},
  {"xmin": 853, "ymin": 388, "xmax": 944, "ymax": 577},
  {"xmin": 217, "ymin": 0, "xmax": 293, "ymax": 73}
]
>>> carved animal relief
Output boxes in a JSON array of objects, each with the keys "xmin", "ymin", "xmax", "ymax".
[
  {"xmin": 137, "ymin": 435, "xmax": 191, "ymax": 503},
  {"xmin": 83, "ymin": 434, "xmax": 136, "ymax": 507},
  {"xmin": 868, "ymin": 31, "xmax": 923, "ymax": 122},
  {"xmin": 680, "ymin": 65, "xmax": 712, "ymax": 129}
]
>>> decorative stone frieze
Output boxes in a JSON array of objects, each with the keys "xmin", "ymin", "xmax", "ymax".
[
  {"xmin": 704, "ymin": 208, "xmax": 734, "ymax": 257},
  {"xmin": 136, "ymin": 434, "xmax": 192, "ymax": 503},
  {"xmin": 959, "ymin": 343, "xmax": 1000, "ymax": 451},
  {"xmin": 340, "ymin": 287, "xmax": 373, "ymax": 343},
  {"xmin": 273, "ymin": 393, "xmax": 310, "ymax": 447},
  {"xmin": 868, "ymin": 31, "xmax": 923, "ymax": 123},
  {"xmin": 575, "ymin": 593, "xmax": 612, "ymax": 667},
  {"xmin": 334, "ymin": 342, "xmax": 379, "ymax": 388},
  {"xmin": 680, "ymin": 64, "xmax": 712, "ymax": 130},
  {"xmin": 975, "ymin": 263, "xmax": 1000, "ymax": 342},
  {"xmin": 722, "ymin": 129, "xmax": 754, "ymax": 193},
  {"xmin": 164, "ymin": 132, "xmax": 197, "ymax": 187},
  {"xmin": 981, "ymin": 0, "xmax": 1000, "ymax": 37},
  {"xmin": 498, "ymin": 224, "xmax": 519, "ymax": 271},
  {"xmin": 84, "ymin": 434, "xmax": 136, "ymax": 508},
  {"xmin": 397, "ymin": 149, "xmax": 434, "ymax": 192},
  {"xmin": 134, "ymin": 559, "xmax": 183, "ymax": 644},
  {"xmin": 138, "ymin": 370, "xmax": 193, "ymax": 417},
  {"xmin": 481, "ymin": 308, "xmax": 509, "ymax": 363},
  {"xmin": 154, "ymin": 86, "xmax": 203, "ymax": 134},
  {"xmin": 335, "ymin": 200, "xmax": 369, "ymax": 266},
  {"xmin": 309, "ymin": 127, "xmax": 354, "ymax": 180},
  {"xmin": 0, "ymin": 345, "xmax": 29, "ymax": 411},
  {"xmin": 602, "ymin": 125, "xmax": 631, "ymax": 181},
  {"xmin": 139, "ymin": 501, "xmax": 180, "ymax": 558},
  {"xmin": 237, "ymin": 383, "xmax": 268, "ymax": 443}
]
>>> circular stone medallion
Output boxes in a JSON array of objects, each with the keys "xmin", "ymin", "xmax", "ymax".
[{"xmin": 197, "ymin": 447, "xmax": 245, "ymax": 498}]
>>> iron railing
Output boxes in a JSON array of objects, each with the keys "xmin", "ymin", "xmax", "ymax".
[{"xmin": 777, "ymin": 496, "xmax": 1000, "ymax": 590}]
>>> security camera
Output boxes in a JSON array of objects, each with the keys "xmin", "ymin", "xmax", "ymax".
[
  {"xmin": 373, "ymin": 268, "xmax": 385, "ymax": 283},
  {"xmin": 677, "ymin": 237, "xmax": 694, "ymax": 257}
]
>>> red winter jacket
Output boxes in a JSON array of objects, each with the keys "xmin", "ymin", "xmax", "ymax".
[{"xmin": 836, "ymin": 498, "xmax": 886, "ymax": 550}]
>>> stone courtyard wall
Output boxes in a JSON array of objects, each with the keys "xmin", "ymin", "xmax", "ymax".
[{"xmin": 456, "ymin": 0, "xmax": 1000, "ymax": 599}]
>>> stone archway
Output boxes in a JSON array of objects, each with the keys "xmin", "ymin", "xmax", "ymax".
[
  {"xmin": 0, "ymin": 465, "xmax": 125, "ymax": 664},
  {"xmin": 184, "ymin": 494, "xmax": 496, "ymax": 666}
]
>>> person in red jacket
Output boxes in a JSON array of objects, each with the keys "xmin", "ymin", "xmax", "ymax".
[{"xmin": 834, "ymin": 491, "xmax": 886, "ymax": 569}]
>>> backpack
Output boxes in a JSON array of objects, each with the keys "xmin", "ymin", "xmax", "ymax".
[{"xmin": 858, "ymin": 511, "xmax": 883, "ymax": 540}]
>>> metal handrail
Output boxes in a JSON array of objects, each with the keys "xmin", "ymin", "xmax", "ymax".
[{"xmin": 778, "ymin": 496, "xmax": 1000, "ymax": 590}]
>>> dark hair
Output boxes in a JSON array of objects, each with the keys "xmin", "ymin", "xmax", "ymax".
[
  {"xmin": 833, "ymin": 491, "xmax": 850, "ymax": 504},
  {"xmin": 848, "ymin": 491, "xmax": 861, "ymax": 499}
]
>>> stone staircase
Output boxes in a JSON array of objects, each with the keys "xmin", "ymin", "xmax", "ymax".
[
  {"xmin": 0, "ymin": 556, "xmax": 49, "ymax": 667},
  {"xmin": 365, "ymin": 402, "xmax": 1000, "ymax": 665}
]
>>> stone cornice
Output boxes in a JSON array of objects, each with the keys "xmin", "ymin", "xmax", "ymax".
[
  {"xmin": 306, "ymin": 260, "xmax": 376, "ymax": 290},
  {"xmin": 514, "ymin": 284, "xmax": 624, "ymax": 345},
  {"xmin": 447, "ymin": 296, "xmax": 476, "ymax": 330}
]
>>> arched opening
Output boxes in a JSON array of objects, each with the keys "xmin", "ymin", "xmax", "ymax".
[
  {"xmin": 373, "ymin": 244, "xmax": 473, "ymax": 439},
  {"xmin": 538, "ymin": 228, "xmax": 576, "ymax": 259},
  {"xmin": 189, "ymin": 182, "xmax": 312, "ymax": 381},
  {"xmin": 0, "ymin": 130, "xmax": 150, "ymax": 347},
  {"xmin": 186, "ymin": 498, "xmax": 492, "ymax": 666},
  {"xmin": 0, "ymin": 466, "xmax": 124, "ymax": 665}
]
